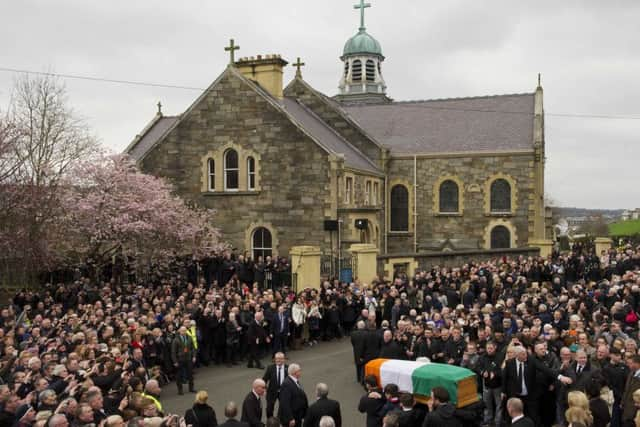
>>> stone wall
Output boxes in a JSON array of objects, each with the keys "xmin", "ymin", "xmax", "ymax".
[
  {"xmin": 141, "ymin": 70, "xmax": 333, "ymax": 256},
  {"xmin": 284, "ymin": 78, "xmax": 385, "ymax": 167},
  {"xmin": 378, "ymin": 247, "xmax": 541, "ymax": 277},
  {"xmin": 386, "ymin": 153, "xmax": 536, "ymax": 253}
]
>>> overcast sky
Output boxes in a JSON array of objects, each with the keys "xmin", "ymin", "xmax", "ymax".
[{"xmin": 1, "ymin": 1, "xmax": 639, "ymax": 209}]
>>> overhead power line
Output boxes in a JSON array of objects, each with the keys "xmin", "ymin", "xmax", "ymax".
[
  {"xmin": 1, "ymin": 66, "xmax": 639, "ymax": 121},
  {"xmin": 0, "ymin": 67, "xmax": 204, "ymax": 91}
]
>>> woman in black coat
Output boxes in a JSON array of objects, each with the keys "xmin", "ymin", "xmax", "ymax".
[
  {"xmin": 587, "ymin": 381, "xmax": 611, "ymax": 427},
  {"xmin": 185, "ymin": 391, "xmax": 218, "ymax": 427}
]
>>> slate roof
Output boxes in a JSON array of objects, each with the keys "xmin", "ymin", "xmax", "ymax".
[
  {"xmin": 342, "ymin": 94, "xmax": 535, "ymax": 155},
  {"xmin": 126, "ymin": 67, "xmax": 381, "ymax": 175},
  {"xmin": 127, "ymin": 116, "xmax": 179, "ymax": 161},
  {"xmin": 280, "ymin": 98, "xmax": 381, "ymax": 174}
]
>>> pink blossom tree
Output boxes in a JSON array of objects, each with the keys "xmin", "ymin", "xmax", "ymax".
[{"xmin": 60, "ymin": 154, "xmax": 223, "ymax": 274}]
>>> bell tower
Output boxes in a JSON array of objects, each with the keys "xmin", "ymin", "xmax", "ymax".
[{"xmin": 335, "ymin": 0, "xmax": 390, "ymax": 104}]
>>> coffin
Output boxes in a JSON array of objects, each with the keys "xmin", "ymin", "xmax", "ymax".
[{"xmin": 364, "ymin": 358, "xmax": 479, "ymax": 408}]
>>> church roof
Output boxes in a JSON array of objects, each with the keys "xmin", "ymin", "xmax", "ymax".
[
  {"xmin": 281, "ymin": 97, "xmax": 381, "ymax": 174},
  {"xmin": 125, "ymin": 67, "xmax": 381, "ymax": 175},
  {"xmin": 342, "ymin": 93, "xmax": 535, "ymax": 155},
  {"xmin": 127, "ymin": 115, "xmax": 179, "ymax": 161}
]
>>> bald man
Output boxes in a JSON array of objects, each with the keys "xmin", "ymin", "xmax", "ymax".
[
  {"xmin": 241, "ymin": 379, "xmax": 266, "ymax": 427},
  {"xmin": 248, "ymin": 312, "xmax": 269, "ymax": 369}
]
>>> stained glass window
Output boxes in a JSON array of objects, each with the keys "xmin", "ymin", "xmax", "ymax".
[
  {"xmin": 439, "ymin": 180, "xmax": 459, "ymax": 213},
  {"xmin": 224, "ymin": 149, "xmax": 239, "ymax": 190},
  {"xmin": 247, "ymin": 156, "xmax": 256, "ymax": 190},
  {"xmin": 490, "ymin": 179, "xmax": 511, "ymax": 212},
  {"xmin": 207, "ymin": 158, "xmax": 215, "ymax": 191},
  {"xmin": 390, "ymin": 185, "xmax": 409, "ymax": 232}
]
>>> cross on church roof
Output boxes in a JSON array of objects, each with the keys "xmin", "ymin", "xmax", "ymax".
[
  {"xmin": 157, "ymin": 101, "xmax": 162, "ymax": 115},
  {"xmin": 292, "ymin": 57, "xmax": 306, "ymax": 77},
  {"xmin": 224, "ymin": 38, "xmax": 240, "ymax": 64},
  {"xmin": 354, "ymin": 0, "xmax": 371, "ymax": 31}
]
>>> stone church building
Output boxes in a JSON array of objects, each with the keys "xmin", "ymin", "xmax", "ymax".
[{"xmin": 125, "ymin": 4, "xmax": 548, "ymax": 263}]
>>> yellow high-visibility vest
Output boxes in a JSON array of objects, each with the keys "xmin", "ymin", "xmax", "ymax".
[{"xmin": 186, "ymin": 326, "xmax": 198, "ymax": 350}]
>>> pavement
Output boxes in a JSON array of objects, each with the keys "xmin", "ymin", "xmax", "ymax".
[{"xmin": 162, "ymin": 337, "xmax": 367, "ymax": 426}]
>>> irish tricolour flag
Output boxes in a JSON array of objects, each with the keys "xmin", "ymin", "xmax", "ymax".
[{"xmin": 364, "ymin": 358, "xmax": 478, "ymax": 406}]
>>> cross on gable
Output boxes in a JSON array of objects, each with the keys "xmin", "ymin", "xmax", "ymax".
[
  {"xmin": 354, "ymin": 0, "xmax": 371, "ymax": 31},
  {"xmin": 292, "ymin": 57, "xmax": 306, "ymax": 77},
  {"xmin": 224, "ymin": 38, "xmax": 240, "ymax": 64}
]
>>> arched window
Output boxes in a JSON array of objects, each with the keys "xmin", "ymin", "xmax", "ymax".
[
  {"xmin": 224, "ymin": 149, "xmax": 239, "ymax": 191},
  {"xmin": 207, "ymin": 158, "xmax": 215, "ymax": 191},
  {"xmin": 490, "ymin": 179, "xmax": 511, "ymax": 212},
  {"xmin": 344, "ymin": 61, "xmax": 349, "ymax": 78},
  {"xmin": 247, "ymin": 156, "xmax": 256, "ymax": 191},
  {"xmin": 439, "ymin": 180, "xmax": 459, "ymax": 213},
  {"xmin": 390, "ymin": 185, "xmax": 409, "ymax": 232},
  {"xmin": 352, "ymin": 60, "xmax": 362, "ymax": 82},
  {"xmin": 490, "ymin": 225, "xmax": 511, "ymax": 249},
  {"xmin": 366, "ymin": 60, "xmax": 375, "ymax": 82},
  {"xmin": 252, "ymin": 227, "xmax": 272, "ymax": 260}
]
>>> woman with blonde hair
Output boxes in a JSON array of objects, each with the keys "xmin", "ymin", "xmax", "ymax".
[
  {"xmin": 565, "ymin": 406, "xmax": 593, "ymax": 427},
  {"xmin": 185, "ymin": 390, "xmax": 218, "ymax": 427},
  {"xmin": 566, "ymin": 391, "xmax": 593, "ymax": 427},
  {"xmin": 568, "ymin": 390, "xmax": 591, "ymax": 412}
]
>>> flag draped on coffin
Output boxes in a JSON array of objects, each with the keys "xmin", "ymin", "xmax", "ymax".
[{"xmin": 364, "ymin": 358, "xmax": 477, "ymax": 406}]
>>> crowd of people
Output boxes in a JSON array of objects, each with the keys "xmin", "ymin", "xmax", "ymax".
[{"xmin": 0, "ymin": 243, "xmax": 637, "ymax": 427}]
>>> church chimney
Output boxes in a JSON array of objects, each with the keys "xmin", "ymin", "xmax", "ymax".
[{"xmin": 235, "ymin": 54, "xmax": 289, "ymax": 99}]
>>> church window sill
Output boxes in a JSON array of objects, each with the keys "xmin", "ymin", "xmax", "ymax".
[
  {"xmin": 435, "ymin": 212, "xmax": 462, "ymax": 217},
  {"xmin": 486, "ymin": 212, "xmax": 514, "ymax": 217},
  {"xmin": 388, "ymin": 231, "xmax": 414, "ymax": 237},
  {"xmin": 202, "ymin": 191, "xmax": 261, "ymax": 197}
]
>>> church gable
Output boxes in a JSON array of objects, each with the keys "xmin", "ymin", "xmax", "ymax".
[
  {"xmin": 135, "ymin": 65, "xmax": 336, "ymax": 256},
  {"xmin": 140, "ymin": 67, "xmax": 332, "ymax": 193},
  {"xmin": 284, "ymin": 77, "xmax": 386, "ymax": 167}
]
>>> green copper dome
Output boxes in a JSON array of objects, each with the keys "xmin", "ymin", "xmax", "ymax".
[{"xmin": 343, "ymin": 30, "xmax": 383, "ymax": 57}]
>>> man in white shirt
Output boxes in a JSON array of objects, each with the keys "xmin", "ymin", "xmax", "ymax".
[{"xmin": 262, "ymin": 352, "xmax": 288, "ymax": 418}]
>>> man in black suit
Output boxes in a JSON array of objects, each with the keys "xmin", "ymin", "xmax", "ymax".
[
  {"xmin": 248, "ymin": 312, "xmax": 269, "ymax": 369},
  {"xmin": 570, "ymin": 349, "xmax": 599, "ymax": 391},
  {"xmin": 502, "ymin": 345, "xmax": 572, "ymax": 426},
  {"xmin": 351, "ymin": 321, "xmax": 368, "ymax": 383},
  {"xmin": 241, "ymin": 379, "xmax": 266, "ymax": 427},
  {"xmin": 362, "ymin": 326, "xmax": 381, "ymax": 365},
  {"xmin": 278, "ymin": 363, "xmax": 308, "ymax": 427},
  {"xmin": 506, "ymin": 398, "xmax": 534, "ymax": 427},
  {"xmin": 396, "ymin": 393, "xmax": 425, "ymax": 427},
  {"xmin": 262, "ymin": 352, "xmax": 288, "ymax": 418},
  {"xmin": 270, "ymin": 305, "xmax": 290, "ymax": 354},
  {"xmin": 219, "ymin": 401, "xmax": 249, "ymax": 427},
  {"xmin": 358, "ymin": 375, "xmax": 384, "ymax": 427},
  {"xmin": 304, "ymin": 383, "xmax": 341, "ymax": 427},
  {"xmin": 379, "ymin": 330, "xmax": 404, "ymax": 360}
]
